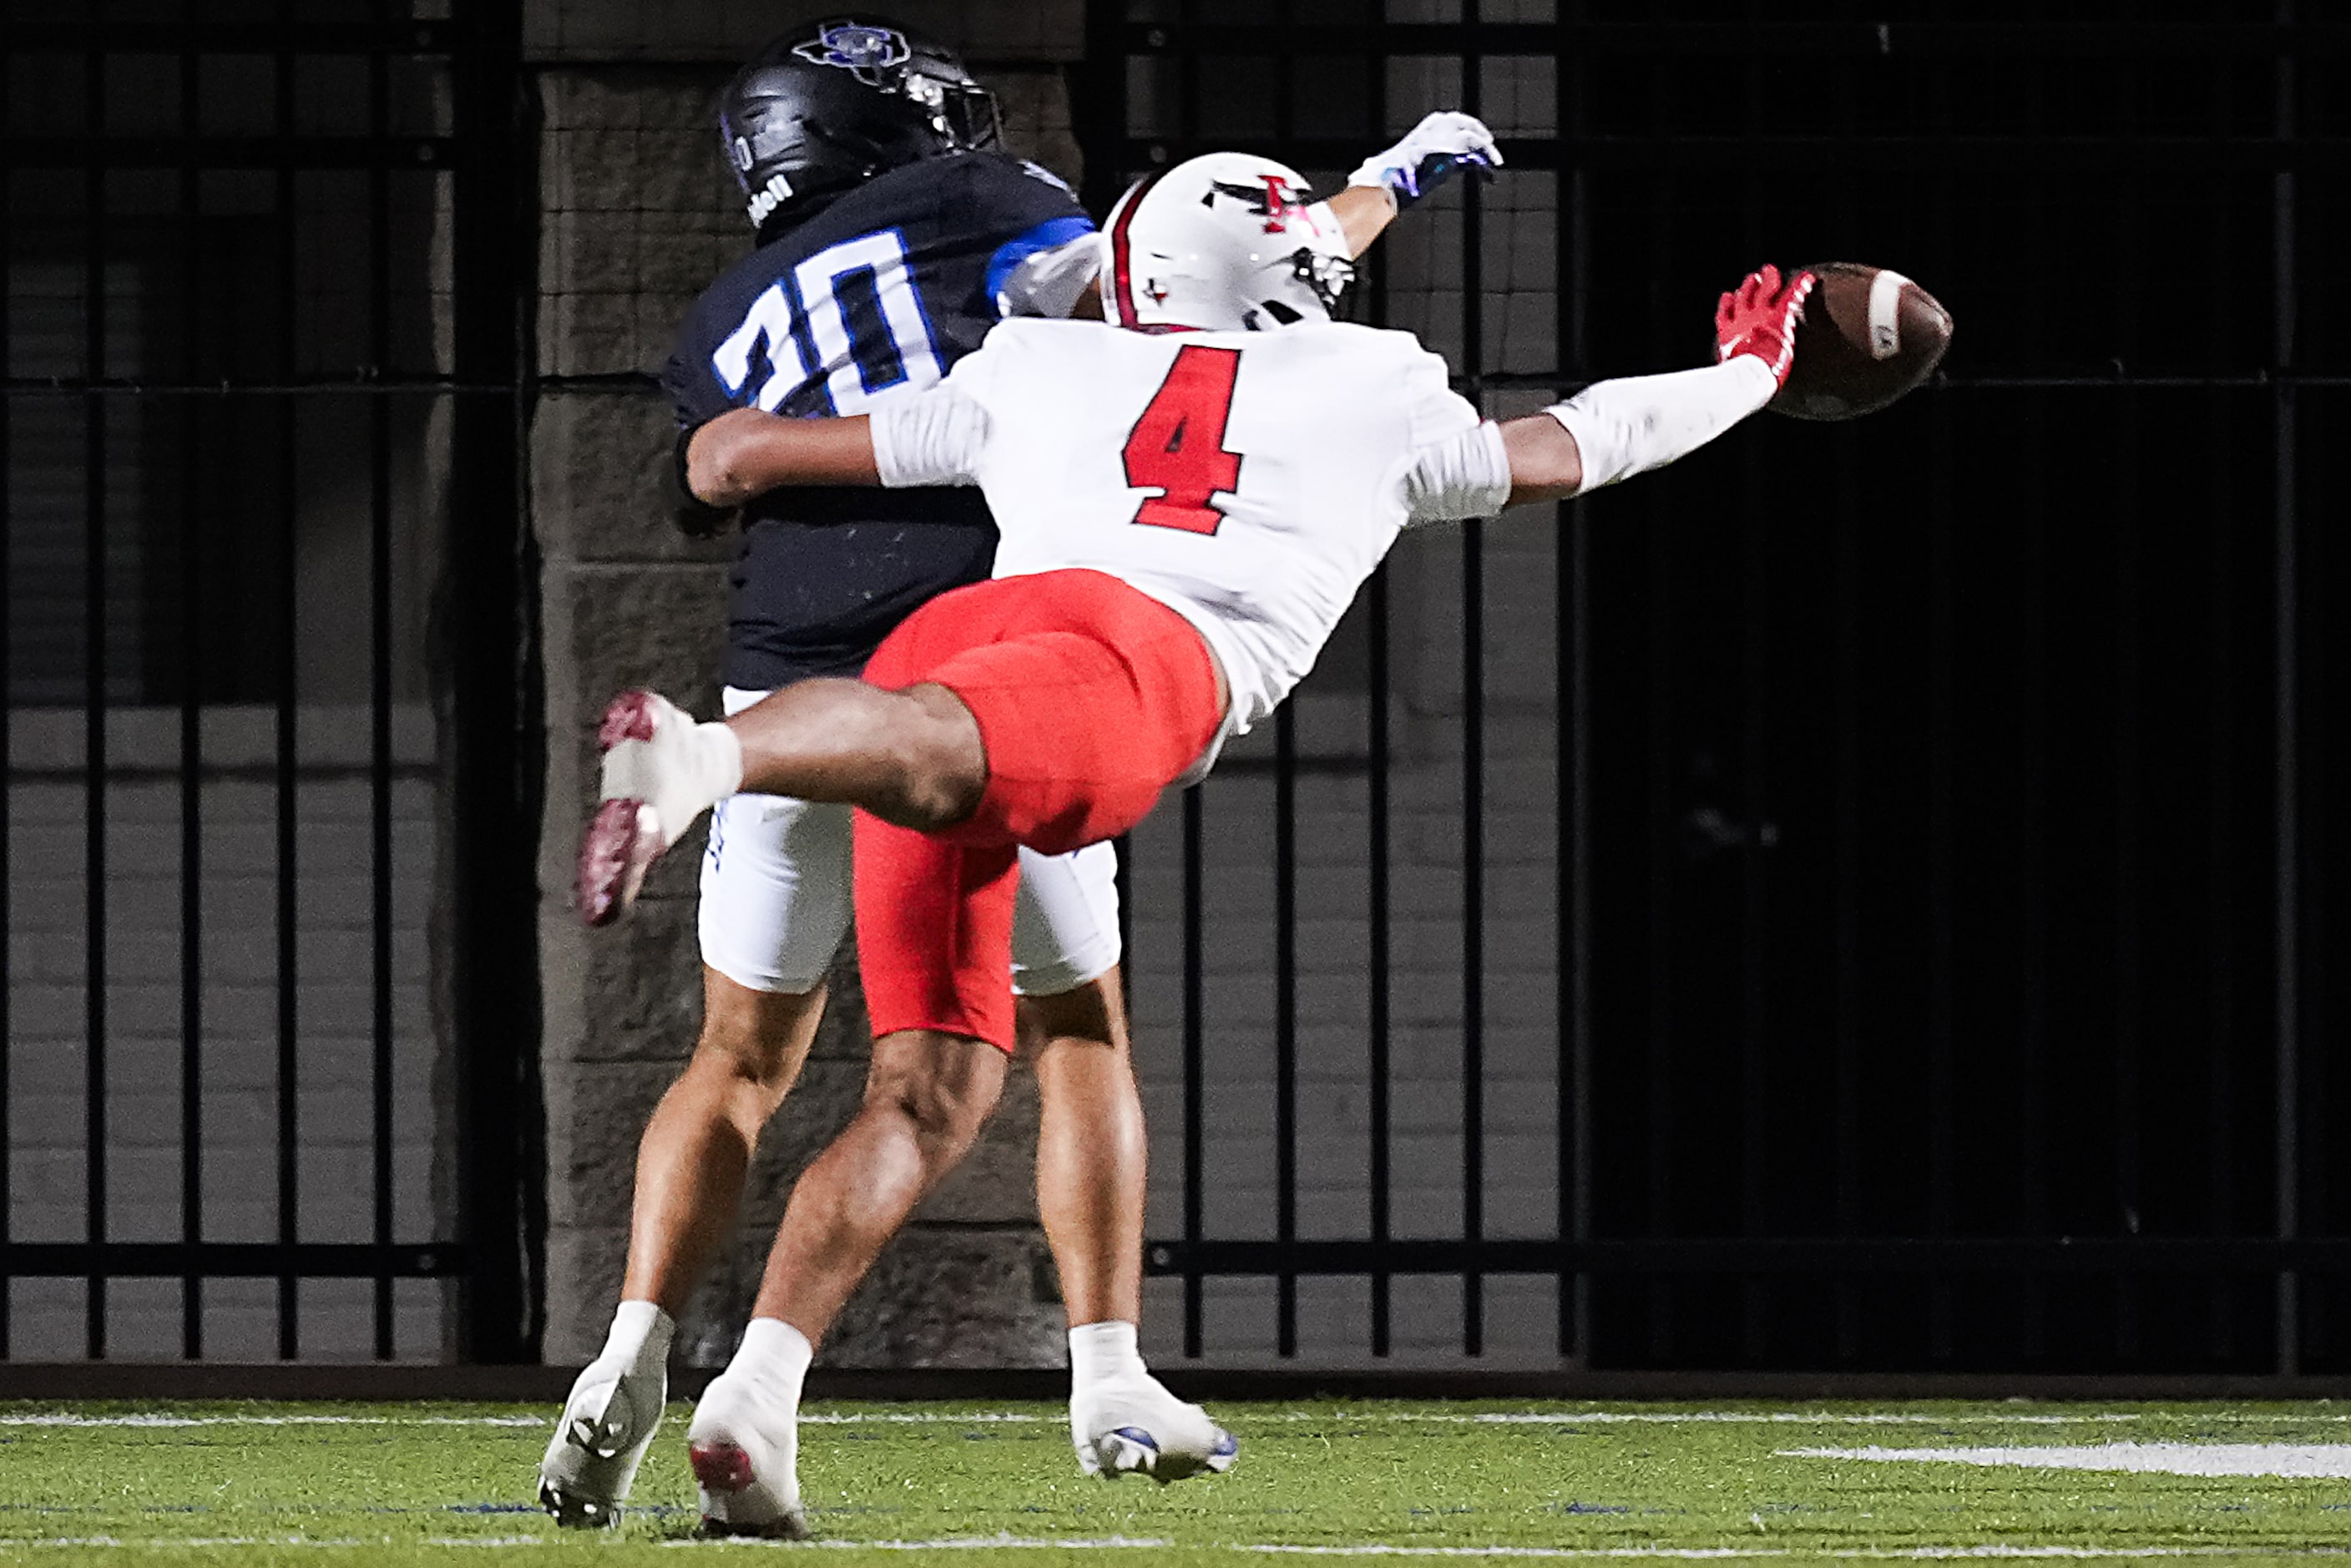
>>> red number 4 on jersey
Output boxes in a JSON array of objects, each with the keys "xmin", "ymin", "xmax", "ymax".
[{"xmin": 1122, "ymin": 344, "xmax": 1243, "ymax": 535}]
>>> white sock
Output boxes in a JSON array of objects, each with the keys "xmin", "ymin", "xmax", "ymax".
[
  {"xmin": 692, "ymin": 720, "xmax": 745, "ymax": 802},
  {"xmin": 727, "ymin": 1317, "xmax": 814, "ymax": 1409},
  {"xmin": 601, "ymin": 700, "xmax": 744, "ymax": 845},
  {"xmin": 1068, "ymin": 1320, "xmax": 1145, "ymax": 1393},
  {"xmin": 599, "ymin": 1299, "xmax": 675, "ymax": 1371}
]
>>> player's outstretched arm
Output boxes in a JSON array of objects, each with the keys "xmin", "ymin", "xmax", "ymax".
[
  {"xmin": 1332, "ymin": 111, "xmax": 1503, "ymax": 257},
  {"xmin": 995, "ymin": 113, "xmax": 1498, "ymax": 320},
  {"xmin": 1404, "ymin": 266, "xmax": 1812, "ymax": 518},
  {"xmin": 1504, "ymin": 264, "xmax": 1813, "ymax": 506},
  {"xmin": 685, "ymin": 407, "xmax": 883, "ymax": 507}
]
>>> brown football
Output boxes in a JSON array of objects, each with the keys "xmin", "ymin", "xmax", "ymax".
[{"xmin": 1768, "ymin": 261, "xmax": 1954, "ymax": 421}]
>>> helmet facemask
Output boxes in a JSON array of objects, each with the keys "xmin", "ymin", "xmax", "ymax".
[{"xmin": 900, "ymin": 66, "xmax": 1002, "ymax": 152}]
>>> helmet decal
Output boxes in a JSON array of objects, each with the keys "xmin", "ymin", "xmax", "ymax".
[
  {"xmin": 1206, "ymin": 175, "xmax": 1312, "ymax": 234},
  {"xmin": 746, "ymin": 170, "xmax": 796, "ymax": 228},
  {"xmin": 792, "ymin": 22, "xmax": 913, "ymax": 82}
]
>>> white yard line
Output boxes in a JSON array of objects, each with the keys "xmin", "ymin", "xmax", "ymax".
[
  {"xmin": 0, "ymin": 1540, "xmax": 2343, "ymax": 1559},
  {"xmin": 799, "ymin": 1412, "xmax": 1049, "ymax": 1424},
  {"xmin": 801, "ymin": 1537, "xmax": 1176, "ymax": 1551},
  {"xmin": 1363, "ymin": 1413, "xmax": 2351, "ymax": 1428},
  {"xmin": 1248, "ymin": 1550, "xmax": 2343, "ymax": 1560},
  {"xmin": 0, "ymin": 1414, "xmax": 546, "ymax": 1429},
  {"xmin": 1782, "ymin": 1442, "xmax": 2351, "ymax": 1479},
  {"xmin": 7, "ymin": 1409, "xmax": 2350, "ymax": 1434}
]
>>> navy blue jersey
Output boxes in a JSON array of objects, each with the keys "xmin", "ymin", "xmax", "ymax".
[{"xmin": 662, "ymin": 150, "xmax": 1094, "ymax": 689}]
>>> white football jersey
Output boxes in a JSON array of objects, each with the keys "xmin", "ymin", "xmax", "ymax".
[{"xmin": 870, "ymin": 317, "xmax": 1489, "ymax": 752}]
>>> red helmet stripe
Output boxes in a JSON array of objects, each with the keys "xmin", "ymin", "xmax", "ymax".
[{"xmin": 1108, "ymin": 169, "xmax": 1169, "ymax": 331}]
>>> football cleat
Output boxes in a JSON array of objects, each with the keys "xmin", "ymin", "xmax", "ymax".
[
  {"xmin": 685, "ymin": 1368, "xmax": 810, "ymax": 1539},
  {"xmin": 577, "ymin": 690, "xmax": 717, "ymax": 927},
  {"xmin": 537, "ymin": 1353, "xmax": 668, "ymax": 1529},
  {"xmin": 1072, "ymin": 1373, "xmax": 1237, "ymax": 1484}
]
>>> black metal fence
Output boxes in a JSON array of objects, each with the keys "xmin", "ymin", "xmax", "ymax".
[
  {"xmin": 0, "ymin": 1, "xmax": 536, "ymax": 1363},
  {"xmin": 1096, "ymin": 4, "xmax": 2351, "ymax": 1373}
]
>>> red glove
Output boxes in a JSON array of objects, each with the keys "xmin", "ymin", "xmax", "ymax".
[{"xmin": 1715, "ymin": 265, "xmax": 1816, "ymax": 387}]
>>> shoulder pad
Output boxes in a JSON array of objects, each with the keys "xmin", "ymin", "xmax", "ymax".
[{"xmin": 1018, "ymin": 159, "xmax": 1078, "ymax": 196}]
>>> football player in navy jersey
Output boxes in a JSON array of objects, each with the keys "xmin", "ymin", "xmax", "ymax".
[{"xmin": 540, "ymin": 14, "xmax": 1500, "ymax": 1534}]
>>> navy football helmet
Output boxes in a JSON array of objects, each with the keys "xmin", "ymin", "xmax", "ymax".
[{"xmin": 718, "ymin": 18, "xmax": 1001, "ymax": 235}]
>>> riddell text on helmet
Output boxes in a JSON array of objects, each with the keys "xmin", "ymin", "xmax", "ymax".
[{"xmin": 746, "ymin": 171, "xmax": 796, "ymax": 227}]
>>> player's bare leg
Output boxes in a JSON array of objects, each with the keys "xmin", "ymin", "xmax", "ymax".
[
  {"xmin": 755, "ymin": 1028, "xmax": 1009, "ymax": 1331},
  {"xmin": 538, "ymin": 971, "xmax": 825, "ymax": 1527},
  {"xmin": 1021, "ymin": 977, "xmax": 1144, "ymax": 1329},
  {"xmin": 1020, "ymin": 973, "xmax": 1233, "ymax": 1481},
  {"xmin": 623, "ymin": 972, "xmax": 827, "ymax": 1311},
  {"xmin": 578, "ymin": 682, "xmax": 983, "ymax": 926},
  {"xmin": 687, "ymin": 1028, "xmax": 1008, "ymax": 1538}
]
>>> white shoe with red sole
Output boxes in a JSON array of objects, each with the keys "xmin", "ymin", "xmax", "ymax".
[
  {"xmin": 577, "ymin": 690, "xmax": 728, "ymax": 927},
  {"xmin": 685, "ymin": 1368, "xmax": 809, "ymax": 1539}
]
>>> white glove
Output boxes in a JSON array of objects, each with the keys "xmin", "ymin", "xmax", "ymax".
[{"xmin": 1347, "ymin": 111, "xmax": 1504, "ymax": 210}]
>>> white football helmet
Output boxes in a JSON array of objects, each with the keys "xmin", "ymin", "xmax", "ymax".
[{"xmin": 1099, "ymin": 152, "xmax": 1354, "ymax": 333}]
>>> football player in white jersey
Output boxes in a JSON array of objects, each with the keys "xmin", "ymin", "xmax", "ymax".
[{"xmin": 575, "ymin": 151, "xmax": 1813, "ymax": 1536}]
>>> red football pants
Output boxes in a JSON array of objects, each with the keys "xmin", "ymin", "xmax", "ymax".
[{"xmin": 852, "ymin": 569, "xmax": 1225, "ymax": 1053}]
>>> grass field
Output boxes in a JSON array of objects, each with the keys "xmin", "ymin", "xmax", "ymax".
[{"xmin": 3, "ymin": 1399, "xmax": 2349, "ymax": 1564}]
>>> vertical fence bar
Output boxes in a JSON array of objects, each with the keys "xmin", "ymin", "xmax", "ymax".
[
  {"xmin": 1556, "ymin": 0, "xmax": 1591, "ymax": 1368},
  {"xmin": 1458, "ymin": 0, "xmax": 1485, "ymax": 1361},
  {"xmin": 1275, "ymin": 706, "xmax": 1297, "ymax": 1357},
  {"xmin": 2272, "ymin": 0, "xmax": 2302, "ymax": 1379},
  {"xmin": 1738, "ymin": 441, "xmax": 1771, "ymax": 1363},
  {"xmin": 81, "ymin": 43, "xmax": 109, "ymax": 1362},
  {"xmin": 1364, "ymin": 23, "xmax": 1394, "ymax": 1363},
  {"xmin": 2111, "ymin": 134, "xmax": 2145, "ymax": 1368},
  {"xmin": 2015, "ymin": 45, "xmax": 2051, "ymax": 1364},
  {"xmin": 1832, "ymin": 429, "xmax": 1863, "ymax": 1363},
  {"xmin": 2020, "ymin": 392, "xmax": 2050, "ymax": 1363},
  {"xmin": 2206, "ymin": 217, "xmax": 2237, "ymax": 1363},
  {"xmin": 0, "ymin": 13, "xmax": 13, "ymax": 1362},
  {"xmin": 2198, "ymin": 37, "xmax": 2237, "ymax": 1368},
  {"xmin": 1924, "ymin": 22, "xmax": 1959, "ymax": 1368},
  {"xmin": 1182, "ymin": 785, "xmax": 1205, "ymax": 1359},
  {"xmin": 1824, "ymin": 45, "xmax": 1863, "ymax": 1369},
  {"xmin": 1734, "ymin": 14, "xmax": 1769, "ymax": 1363},
  {"xmin": 446, "ymin": 0, "xmax": 538, "ymax": 1361},
  {"xmin": 179, "ymin": 38, "xmax": 206, "ymax": 1360},
  {"xmin": 273, "ymin": 21, "xmax": 301, "ymax": 1360},
  {"xmin": 1368, "ymin": 569, "xmax": 1393, "ymax": 1358},
  {"xmin": 1640, "ymin": 132, "xmax": 1677, "ymax": 1361},
  {"xmin": 1927, "ymin": 356, "xmax": 1958, "ymax": 1365},
  {"xmin": 1269, "ymin": 0, "xmax": 1300, "ymax": 1360},
  {"xmin": 369, "ymin": 17, "xmax": 398, "ymax": 1363},
  {"xmin": 1461, "ymin": 513, "xmax": 1484, "ymax": 1358}
]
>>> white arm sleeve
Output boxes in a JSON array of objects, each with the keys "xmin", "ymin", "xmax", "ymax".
[
  {"xmin": 1545, "ymin": 356, "xmax": 1777, "ymax": 495},
  {"xmin": 868, "ymin": 383, "xmax": 991, "ymax": 488},
  {"xmin": 1403, "ymin": 419, "xmax": 1512, "ymax": 523}
]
